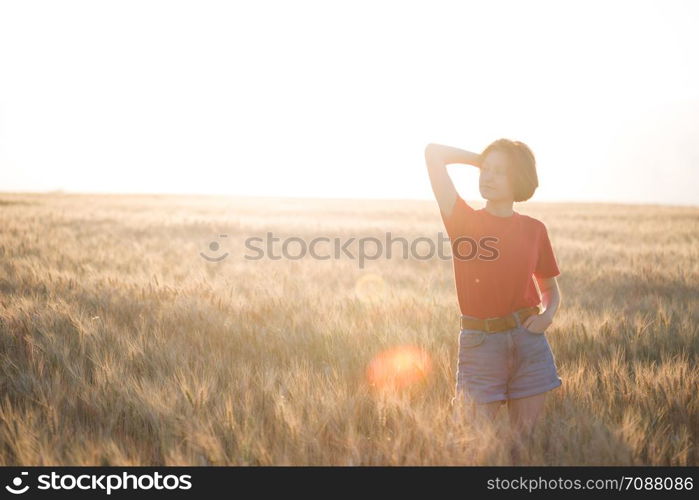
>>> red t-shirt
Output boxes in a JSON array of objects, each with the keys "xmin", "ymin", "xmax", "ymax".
[{"xmin": 440, "ymin": 194, "xmax": 560, "ymax": 318}]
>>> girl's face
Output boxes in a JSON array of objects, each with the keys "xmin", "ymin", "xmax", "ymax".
[{"xmin": 479, "ymin": 150, "xmax": 514, "ymax": 201}]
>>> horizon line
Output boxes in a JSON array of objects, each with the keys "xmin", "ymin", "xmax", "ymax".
[{"xmin": 0, "ymin": 189, "xmax": 697, "ymax": 209}]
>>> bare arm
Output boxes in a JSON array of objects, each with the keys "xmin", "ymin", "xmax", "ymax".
[
  {"xmin": 538, "ymin": 277, "xmax": 561, "ymax": 319},
  {"xmin": 424, "ymin": 143, "xmax": 482, "ymax": 217},
  {"xmin": 523, "ymin": 277, "xmax": 561, "ymax": 333}
]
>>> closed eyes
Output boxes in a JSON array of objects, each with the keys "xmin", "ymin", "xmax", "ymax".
[{"xmin": 483, "ymin": 166, "xmax": 506, "ymax": 175}]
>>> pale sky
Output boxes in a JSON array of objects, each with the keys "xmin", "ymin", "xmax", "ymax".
[{"xmin": 1, "ymin": 0, "xmax": 698, "ymax": 206}]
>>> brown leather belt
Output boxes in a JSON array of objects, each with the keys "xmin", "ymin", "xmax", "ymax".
[{"xmin": 460, "ymin": 305, "xmax": 541, "ymax": 333}]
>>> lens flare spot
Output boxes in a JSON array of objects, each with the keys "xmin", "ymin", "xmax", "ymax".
[
  {"xmin": 366, "ymin": 345, "xmax": 432, "ymax": 392},
  {"xmin": 354, "ymin": 273, "xmax": 387, "ymax": 303}
]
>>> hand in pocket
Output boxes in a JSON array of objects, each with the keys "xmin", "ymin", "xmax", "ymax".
[{"xmin": 522, "ymin": 313, "xmax": 552, "ymax": 334}]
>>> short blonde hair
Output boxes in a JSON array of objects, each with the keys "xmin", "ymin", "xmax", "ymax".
[{"xmin": 480, "ymin": 138, "xmax": 538, "ymax": 202}]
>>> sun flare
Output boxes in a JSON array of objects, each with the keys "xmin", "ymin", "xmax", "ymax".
[{"xmin": 366, "ymin": 345, "xmax": 432, "ymax": 392}]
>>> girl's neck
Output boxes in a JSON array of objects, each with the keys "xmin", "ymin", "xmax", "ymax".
[{"xmin": 484, "ymin": 199, "xmax": 515, "ymax": 217}]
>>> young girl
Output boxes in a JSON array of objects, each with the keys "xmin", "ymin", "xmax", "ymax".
[{"xmin": 424, "ymin": 139, "xmax": 563, "ymax": 457}]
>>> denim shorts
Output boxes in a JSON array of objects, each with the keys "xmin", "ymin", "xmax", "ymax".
[{"xmin": 454, "ymin": 313, "xmax": 562, "ymax": 404}]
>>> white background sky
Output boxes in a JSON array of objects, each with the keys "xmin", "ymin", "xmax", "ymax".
[{"xmin": 1, "ymin": 0, "xmax": 698, "ymax": 205}]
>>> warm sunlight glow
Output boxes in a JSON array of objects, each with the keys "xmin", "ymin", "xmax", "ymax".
[
  {"xmin": 1, "ymin": 0, "xmax": 698, "ymax": 205},
  {"xmin": 366, "ymin": 345, "xmax": 432, "ymax": 392}
]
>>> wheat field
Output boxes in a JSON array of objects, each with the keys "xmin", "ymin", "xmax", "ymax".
[{"xmin": 0, "ymin": 192, "xmax": 697, "ymax": 465}]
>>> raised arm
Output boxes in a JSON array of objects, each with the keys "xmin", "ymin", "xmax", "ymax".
[{"xmin": 424, "ymin": 143, "xmax": 482, "ymax": 217}]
